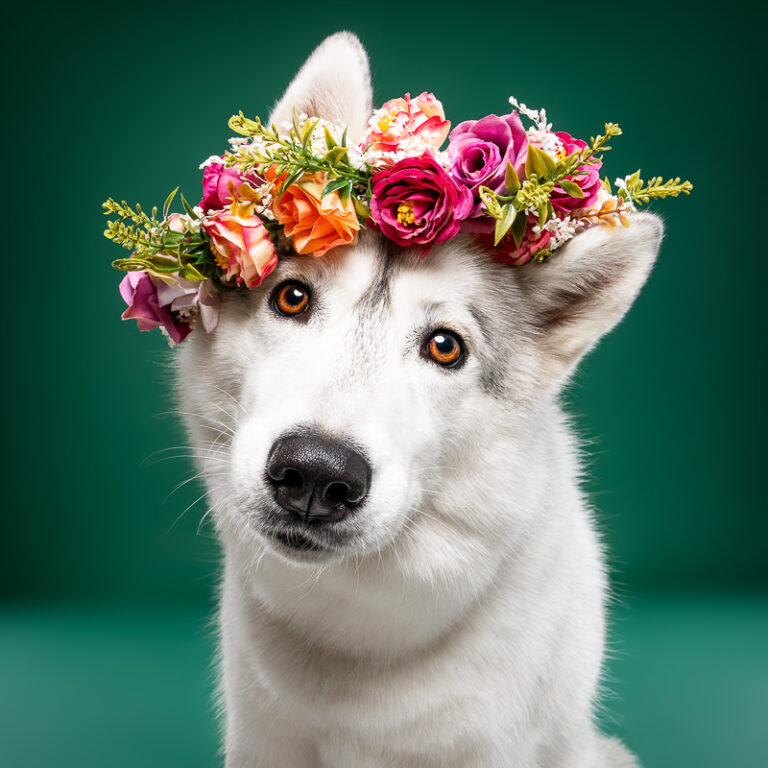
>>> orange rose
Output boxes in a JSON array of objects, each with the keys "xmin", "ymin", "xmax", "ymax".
[
  {"xmin": 202, "ymin": 210, "xmax": 277, "ymax": 288},
  {"xmin": 271, "ymin": 172, "xmax": 359, "ymax": 257}
]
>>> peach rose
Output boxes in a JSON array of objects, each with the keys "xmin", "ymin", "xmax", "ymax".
[
  {"xmin": 271, "ymin": 172, "xmax": 359, "ymax": 257},
  {"xmin": 202, "ymin": 210, "xmax": 277, "ymax": 287},
  {"xmin": 360, "ymin": 92, "xmax": 451, "ymax": 152}
]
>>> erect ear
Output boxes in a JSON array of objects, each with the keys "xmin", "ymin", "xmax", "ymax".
[
  {"xmin": 516, "ymin": 212, "xmax": 664, "ymax": 384},
  {"xmin": 268, "ymin": 32, "xmax": 372, "ymax": 144}
]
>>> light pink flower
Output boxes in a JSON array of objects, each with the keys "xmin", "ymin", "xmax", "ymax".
[
  {"xmin": 360, "ymin": 92, "xmax": 450, "ymax": 152},
  {"xmin": 166, "ymin": 213, "xmax": 190, "ymax": 233},
  {"xmin": 156, "ymin": 278, "xmax": 220, "ymax": 333},
  {"xmin": 202, "ymin": 210, "xmax": 277, "ymax": 287}
]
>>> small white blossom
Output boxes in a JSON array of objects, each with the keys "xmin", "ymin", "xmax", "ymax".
[
  {"xmin": 526, "ymin": 126, "xmax": 562, "ymax": 156},
  {"xmin": 508, "ymin": 95, "xmax": 551, "ymax": 132},
  {"xmin": 199, "ymin": 154, "xmax": 225, "ymax": 170},
  {"xmin": 532, "ymin": 213, "xmax": 584, "ymax": 251}
]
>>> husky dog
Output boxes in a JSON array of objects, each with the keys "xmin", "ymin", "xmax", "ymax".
[{"xmin": 178, "ymin": 32, "xmax": 661, "ymax": 768}]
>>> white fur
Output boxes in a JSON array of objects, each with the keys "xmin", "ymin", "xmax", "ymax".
[{"xmin": 176, "ymin": 33, "xmax": 663, "ymax": 767}]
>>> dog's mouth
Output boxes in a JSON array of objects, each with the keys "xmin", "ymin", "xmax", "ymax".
[{"xmin": 271, "ymin": 529, "xmax": 325, "ymax": 552}]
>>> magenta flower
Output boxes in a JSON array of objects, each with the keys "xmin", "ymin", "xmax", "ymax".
[
  {"xmin": 448, "ymin": 113, "xmax": 528, "ymax": 222},
  {"xmin": 199, "ymin": 158, "xmax": 260, "ymax": 212},
  {"xmin": 547, "ymin": 131, "xmax": 602, "ymax": 212},
  {"xmin": 369, "ymin": 152, "xmax": 472, "ymax": 250}
]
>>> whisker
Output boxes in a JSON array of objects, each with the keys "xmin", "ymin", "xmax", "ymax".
[
  {"xmin": 206, "ymin": 383, "xmax": 246, "ymax": 416},
  {"xmin": 164, "ymin": 480, "xmax": 232, "ymax": 535},
  {"xmin": 155, "ymin": 409, "xmax": 235, "ymax": 437},
  {"xmin": 163, "ymin": 470, "xmax": 230, "ymax": 503}
]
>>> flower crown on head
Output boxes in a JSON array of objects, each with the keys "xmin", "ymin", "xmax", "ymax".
[{"xmin": 103, "ymin": 93, "xmax": 692, "ymax": 344}]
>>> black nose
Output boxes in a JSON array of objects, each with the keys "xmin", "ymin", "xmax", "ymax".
[{"xmin": 266, "ymin": 431, "xmax": 372, "ymax": 523}]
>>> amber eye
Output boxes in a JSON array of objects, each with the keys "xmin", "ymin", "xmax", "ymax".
[
  {"xmin": 426, "ymin": 330, "xmax": 464, "ymax": 368},
  {"xmin": 272, "ymin": 281, "xmax": 311, "ymax": 317}
]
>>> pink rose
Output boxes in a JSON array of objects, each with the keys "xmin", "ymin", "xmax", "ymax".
[
  {"xmin": 448, "ymin": 112, "xmax": 528, "ymax": 222},
  {"xmin": 200, "ymin": 158, "xmax": 261, "ymax": 212},
  {"xmin": 156, "ymin": 278, "xmax": 220, "ymax": 333},
  {"xmin": 202, "ymin": 210, "xmax": 277, "ymax": 287},
  {"xmin": 120, "ymin": 272, "xmax": 183, "ymax": 343},
  {"xmin": 360, "ymin": 92, "xmax": 451, "ymax": 153},
  {"xmin": 369, "ymin": 152, "xmax": 472, "ymax": 251},
  {"xmin": 120, "ymin": 271, "xmax": 221, "ymax": 343}
]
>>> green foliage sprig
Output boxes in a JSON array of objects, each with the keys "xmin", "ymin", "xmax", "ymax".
[
  {"xmin": 480, "ymin": 123, "xmax": 692, "ymax": 247},
  {"xmin": 225, "ymin": 111, "xmax": 372, "ymax": 218},
  {"xmin": 479, "ymin": 123, "xmax": 625, "ymax": 246},
  {"xmin": 102, "ymin": 188, "xmax": 218, "ymax": 283},
  {"xmin": 614, "ymin": 170, "xmax": 693, "ymax": 204}
]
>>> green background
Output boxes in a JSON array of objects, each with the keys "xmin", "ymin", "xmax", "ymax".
[{"xmin": 3, "ymin": 1, "xmax": 766, "ymax": 766}]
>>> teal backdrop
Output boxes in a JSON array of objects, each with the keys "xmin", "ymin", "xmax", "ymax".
[{"xmin": 2, "ymin": 1, "xmax": 766, "ymax": 766}]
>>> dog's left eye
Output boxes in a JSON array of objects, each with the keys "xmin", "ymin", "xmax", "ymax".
[
  {"xmin": 271, "ymin": 280, "xmax": 311, "ymax": 318},
  {"xmin": 424, "ymin": 330, "xmax": 464, "ymax": 368}
]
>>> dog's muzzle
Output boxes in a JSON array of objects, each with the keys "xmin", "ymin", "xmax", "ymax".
[{"xmin": 266, "ymin": 429, "xmax": 372, "ymax": 525}]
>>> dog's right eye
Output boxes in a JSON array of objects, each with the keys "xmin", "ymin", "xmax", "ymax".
[{"xmin": 271, "ymin": 281, "xmax": 311, "ymax": 318}]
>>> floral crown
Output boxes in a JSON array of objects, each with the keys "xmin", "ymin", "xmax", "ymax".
[{"xmin": 103, "ymin": 93, "xmax": 691, "ymax": 344}]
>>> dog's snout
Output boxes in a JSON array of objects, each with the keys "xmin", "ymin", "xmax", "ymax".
[{"xmin": 266, "ymin": 431, "xmax": 371, "ymax": 523}]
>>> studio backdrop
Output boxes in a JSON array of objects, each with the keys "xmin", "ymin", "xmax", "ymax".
[{"xmin": 2, "ymin": 2, "xmax": 766, "ymax": 767}]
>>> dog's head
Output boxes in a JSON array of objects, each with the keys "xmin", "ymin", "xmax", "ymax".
[{"xmin": 178, "ymin": 33, "xmax": 662, "ymax": 589}]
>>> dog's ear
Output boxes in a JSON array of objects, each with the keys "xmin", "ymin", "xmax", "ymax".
[
  {"xmin": 269, "ymin": 32, "xmax": 372, "ymax": 144},
  {"xmin": 517, "ymin": 212, "xmax": 664, "ymax": 382}
]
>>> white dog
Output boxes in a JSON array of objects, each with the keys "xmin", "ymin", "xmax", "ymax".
[{"xmin": 178, "ymin": 32, "xmax": 662, "ymax": 768}]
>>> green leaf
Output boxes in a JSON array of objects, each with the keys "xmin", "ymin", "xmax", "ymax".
[
  {"xmin": 525, "ymin": 144, "xmax": 555, "ymax": 179},
  {"xmin": 321, "ymin": 178, "xmax": 351, "ymax": 197},
  {"xmin": 276, "ymin": 168, "xmax": 305, "ymax": 200},
  {"xmin": 341, "ymin": 126, "xmax": 348, "ymax": 147},
  {"xmin": 177, "ymin": 262, "xmax": 206, "ymax": 281},
  {"xmin": 494, "ymin": 205, "xmax": 517, "ymax": 246},
  {"xmin": 504, "ymin": 162, "xmax": 521, "ymax": 194},
  {"xmin": 162, "ymin": 231, "xmax": 186, "ymax": 246},
  {"xmin": 324, "ymin": 126, "xmax": 337, "ymax": 150},
  {"xmin": 511, "ymin": 209, "xmax": 528, "ymax": 248},
  {"xmin": 626, "ymin": 169, "xmax": 643, "ymax": 194},
  {"xmin": 353, "ymin": 196, "xmax": 370, "ymax": 219},
  {"xmin": 180, "ymin": 193, "xmax": 198, "ymax": 219},
  {"xmin": 558, "ymin": 179, "xmax": 585, "ymax": 198},
  {"xmin": 301, "ymin": 118, "xmax": 318, "ymax": 151},
  {"xmin": 149, "ymin": 255, "xmax": 181, "ymax": 271},
  {"xmin": 111, "ymin": 257, "xmax": 148, "ymax": 272},
  {"xmin": 326, "ymin": 146, "xmax": 349, "ymax": 166}
]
